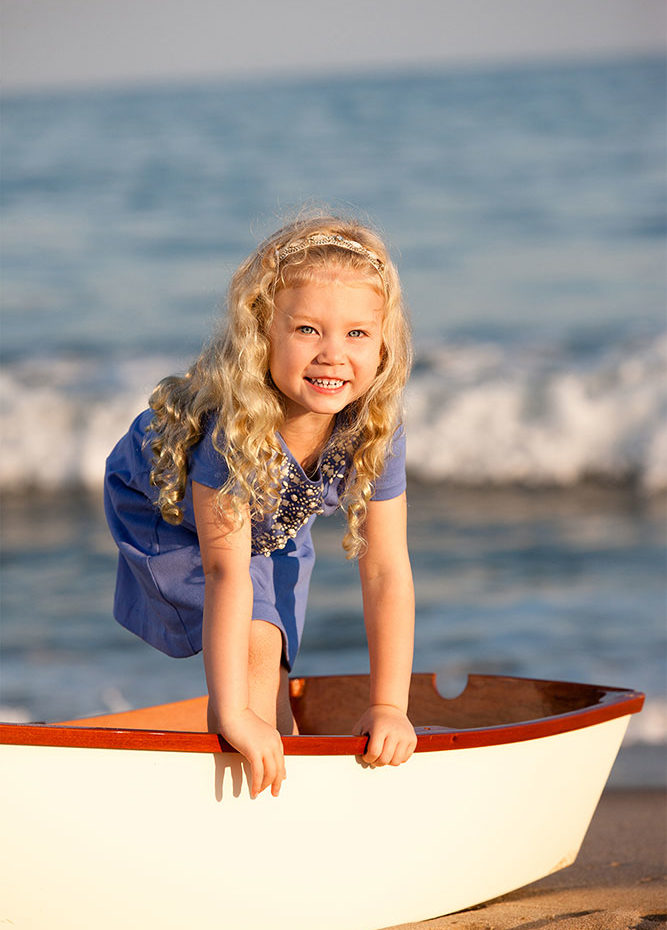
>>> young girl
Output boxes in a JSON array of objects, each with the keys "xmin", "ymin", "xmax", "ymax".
[{"xmin": 104, "ymin": 214, "xmax": 416, "ymax": 798}]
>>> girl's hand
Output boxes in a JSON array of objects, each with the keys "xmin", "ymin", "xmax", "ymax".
[
  {"xmin": 219, "ymin": 708, "xmax": 286, "ymax": 798},
  {"xmin": 352, "ymin": 704, "xmax": 417, "ymax": 767}
]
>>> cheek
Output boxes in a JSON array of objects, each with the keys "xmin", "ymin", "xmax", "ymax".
[
  {"xmin": 353, "ymin": 348, "xmax": 383, "ymax": 389},
  {"xmin": 269, "ymin": 340, "xmax": 302, "ymax": 377}
]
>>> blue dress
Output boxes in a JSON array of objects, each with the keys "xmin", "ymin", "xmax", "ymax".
[{"xmin": 104, "ymin": 409, "xmax": 406, "ymax": 670}]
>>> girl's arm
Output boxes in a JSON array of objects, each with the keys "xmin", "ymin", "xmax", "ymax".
[
  {"xmin": 354, "ymin": 491, "xmax": 417, "ymax": 766},
  {"xmin": 192, "ymin": 481, "xmax": 286, "ymax": 798}
]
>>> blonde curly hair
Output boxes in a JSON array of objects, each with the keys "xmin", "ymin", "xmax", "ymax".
[{"xmin": 148, "ymin": 213, "xmax": 412, "ymax": 557}]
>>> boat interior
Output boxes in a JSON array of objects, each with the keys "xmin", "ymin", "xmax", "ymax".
[{"xmin": 56, "ymin": 672, "xmax": 627, "ymax": 735}]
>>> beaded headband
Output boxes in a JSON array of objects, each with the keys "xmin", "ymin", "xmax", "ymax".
[{"xmin": 276, "ymin": 233, "xmax": 385, "ymax": 277}]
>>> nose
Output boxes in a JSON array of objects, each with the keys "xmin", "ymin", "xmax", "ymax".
[{"xmin": 315, "ymin": 334, "xmax": 345, "ymax": 366}]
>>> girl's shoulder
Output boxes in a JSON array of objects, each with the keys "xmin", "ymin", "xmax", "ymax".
[
  {"xmin": 370, "ymin": 423, "xmax": 406, "ymax": 502},
  {"xmin": 107, "ymin": 408, "xmax": 154, "ymax": 464}
]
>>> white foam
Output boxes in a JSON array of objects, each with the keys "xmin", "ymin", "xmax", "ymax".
[
  {"xmin": 405, "ymin": 332, "xmax": 667, "ymax": 491},
  {"xmin": 0, "ymin": 355, "xmax": 176, "ymax": 491}
]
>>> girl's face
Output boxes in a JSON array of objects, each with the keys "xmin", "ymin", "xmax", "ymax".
[{"xmin": 269, "ymin": 272, "xmax": 384, "ymax": 423}]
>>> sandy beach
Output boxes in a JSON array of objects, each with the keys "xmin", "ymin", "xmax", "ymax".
[{"xmin": 388, "ymin": 788, "xmax": 666, "ymax": 930}]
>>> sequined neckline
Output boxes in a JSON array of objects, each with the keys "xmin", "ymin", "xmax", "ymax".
[
  {"xmin": 251, "ymin": 428, "xmax": 352, "ymax": 557},
  {"xmin": 276, "ymin": 413, "xmax": 341, "ymax": 485}
]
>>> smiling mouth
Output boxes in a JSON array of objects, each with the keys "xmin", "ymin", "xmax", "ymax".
[{"xmin": 305, "ymin": 377, "xmax": 346, "ymax": 389}]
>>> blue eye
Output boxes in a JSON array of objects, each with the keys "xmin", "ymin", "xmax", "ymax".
[
  {"xmin": 297, "ymin": 325, "xmax": 317, "ymax": 335},
  {"xmin": 348, "ymin": 329, "xmax": 366, "ymax": 338}
]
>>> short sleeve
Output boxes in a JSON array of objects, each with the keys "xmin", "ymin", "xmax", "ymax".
[
  {"xmin": 188, "ymin": 417, "xmax": 230, "ymax": 490},
  {"xmin": 370, "ymin": 425, "xmax": 407, "ymax": 501}
]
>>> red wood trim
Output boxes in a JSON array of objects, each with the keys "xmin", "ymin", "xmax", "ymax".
[
  {"xmin": 0, "ymin": 687, "xmax": 644, "ymax": 756},
  {"xmin": 0, "ymin": 725, "xmax": 366, "ymax": 756}
]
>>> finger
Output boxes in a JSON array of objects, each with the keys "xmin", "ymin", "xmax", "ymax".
[
  {"xmin": 265, "ymin": 747, "xmax": 284, "ymax": 797},
  {"xmin": 249, "ymin": 755, "xmax": 264, "ymax": 799},
  {"xmin": 376, "ymin": 738, "xmax": 400, "ymax": 767},
  {"xmin": 259, "ymin": 753, "xmax": 277, "ymax": 796},
  {"xmin": 271, "ymin": 757, "xmax": 287, "ymax": 797},
  {"xmin": 389, "ymin": 740, "xmax": 410, "ymax": 766},
  {"xmin": 264, "ymin": 738, "xmax": 286, "ymax": 795},
  {"xmin": 363, "ymin": 732, "xmax": 388, "ymax": 765},
  {"xmin": 405, "ymin": 734, "xmax": 418, "ymax": 760},
  {"xmin": 378, "ymin": 732, "xmax": 413, "ymax": 767}
]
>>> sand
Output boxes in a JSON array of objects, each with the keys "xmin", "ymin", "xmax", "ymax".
[{"xmin": 387, "ymin": 789, "xmax": 666, "ymax": 930}]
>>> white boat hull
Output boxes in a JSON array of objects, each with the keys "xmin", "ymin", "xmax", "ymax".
[{"xmin": 1, "ymin": 713, "xmax": 631, "ymax": 930}]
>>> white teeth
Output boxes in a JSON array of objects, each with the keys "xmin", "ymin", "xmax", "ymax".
[{"xmin": 308, "ymin": 378, "xmax": 345, "ymax": 388}]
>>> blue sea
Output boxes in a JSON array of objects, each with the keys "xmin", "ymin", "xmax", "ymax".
[{"xmin": 1, "ymin": 56, "xmax": 665, "ymax": 784}]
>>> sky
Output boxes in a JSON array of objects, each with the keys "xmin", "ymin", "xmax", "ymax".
[{"xmin": 2, "ymin": 0, "xmax": 665, "ymax": 92}]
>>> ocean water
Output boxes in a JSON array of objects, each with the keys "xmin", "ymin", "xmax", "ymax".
[{"xmin": 1, "ymin": 57, "xmax": 665, "ymax": 781}]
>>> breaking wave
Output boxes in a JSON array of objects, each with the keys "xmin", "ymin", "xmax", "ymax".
[
  {"xmin": 1, "ymin": 333, "xmax": 666, "ymax": 492},
  {"xmin": 406, "ymin": 332, "xmax": 667, "ymax": 491}
]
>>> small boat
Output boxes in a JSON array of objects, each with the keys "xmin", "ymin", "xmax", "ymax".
[{"xmin": 0, "ymin": 672, "xmax": 643, "ymax": 930}]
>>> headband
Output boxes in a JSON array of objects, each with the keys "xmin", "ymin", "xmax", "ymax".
[{"xmin": 276, "ymin": 233, "xmax": 385, "ymax": 277}]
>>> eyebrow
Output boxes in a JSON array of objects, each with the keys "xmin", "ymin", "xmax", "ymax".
[{"xmin": 289, "ymin": 314, "xmax": 381, "ymax": 331}]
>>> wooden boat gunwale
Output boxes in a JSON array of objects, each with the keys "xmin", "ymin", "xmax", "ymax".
[{"xmin": 0, "ymin": 672, "xmax": 644, "ymax": 756}]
